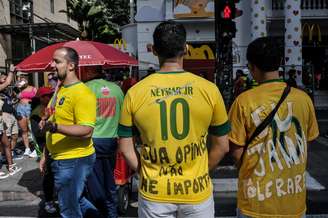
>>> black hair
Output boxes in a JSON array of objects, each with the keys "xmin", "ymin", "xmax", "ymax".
[
  {"xmin": 153, "ymin": 21, "xmax": 186, "ymax": 59},
  {"xmin": 58, "ymin": 47, "xmax": 79, "ymax": 69},
  {"xmin": 246, "ymin": 37, "xmax": 282, "ymax": 73},
  {"xmin": 288, "ymin": 69, "xmax": 296, "ymax": 76},
  {"xmin": 236, "ymin": 69, "xmax": 243, "ymax": 77}
]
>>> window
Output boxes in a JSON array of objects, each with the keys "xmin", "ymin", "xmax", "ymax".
[{"xmin": 50, "ymin": 0, "xmax": 54, "ymax": 13}]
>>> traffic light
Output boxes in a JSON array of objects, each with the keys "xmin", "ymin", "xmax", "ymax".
[{"xmin": 216, "ymin": 0, "xmax": 243, "ymax": 38}]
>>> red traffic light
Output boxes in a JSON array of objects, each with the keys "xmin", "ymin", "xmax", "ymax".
[
  {"xmin": 223, "ymin": 5, "xmax": 232, "ymax": 19},
  {"xmin": 217, "ymin": 0, "xmax": 243, "ymax": 20}
]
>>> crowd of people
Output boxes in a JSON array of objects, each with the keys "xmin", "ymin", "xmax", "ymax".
[
  {"xmin": 0, "ymin": 66, "xmax": 46, "ymax": 179},
  {"xmin": 0, "ymin": 20, "xmax": 322, "ymax": 218}
]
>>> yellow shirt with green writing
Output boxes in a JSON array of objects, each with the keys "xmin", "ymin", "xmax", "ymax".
[
  {"xmin": 46, "ymin": 82, "xmax": 96, "ymax": 160},
  {"xmin": 119, "ymin": 71, "xmax": 230, "ymax": 204},
  {"xmin": 229, "ymin": 80, "xmax": 319, "ymax": 218}
]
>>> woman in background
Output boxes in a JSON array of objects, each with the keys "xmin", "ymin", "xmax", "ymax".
[{"xmin": 16, "ymin": 73, "xmax": 37, "ymax": 157}]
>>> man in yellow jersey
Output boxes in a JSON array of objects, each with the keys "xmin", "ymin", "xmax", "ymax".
[
  {"xmin": 39, "ymin": 47, "xmax": 99, "ymax": 218},
  {"xmin": 229, "ymin": 37, "xmax": 319, "ymax": 218},
  {"xmin": 118, "ymin": 21, "xmax": 230, "ymax": 218}
]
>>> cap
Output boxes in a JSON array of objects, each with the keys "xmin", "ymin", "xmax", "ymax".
[
  {"xmin": 36, "ymin": 87, "xmax": 54, "ymax": 98},
  {"xmin": 242, "ymin": 68, "xmax": 250, "ymax": 75}
]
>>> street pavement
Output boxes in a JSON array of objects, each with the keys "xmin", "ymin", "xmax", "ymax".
[{"xmin": 0, "ymin": 109, "xmax": 327, "ymax": 217}]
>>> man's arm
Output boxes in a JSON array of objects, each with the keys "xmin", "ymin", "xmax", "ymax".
[
  {"xmin": 0, "ymin": 65, "xmax": 15, "ymax": 91},
  {"xmin": 119, "ymin": 137, "xmax": 140, "ymax": 172},
  {"xmin": 39, "ymin": 146, "xmax": 49, "ymax": 175},
  {"xmin": 56, "ymin": 124, "xmax": 93, "ymax": 138},
  {"xmin": 208, "ymin": 134, "xmax": 229, "ymax": 171},
  {"xmin": 229, "ymin": 142, "xmax": 244, "ymax": 166},
  {"xmin": 43, "ymin": 121, "xmax": 93, "ymax": 138}
]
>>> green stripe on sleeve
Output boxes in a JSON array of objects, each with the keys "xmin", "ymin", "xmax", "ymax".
[
  {"xmin": 208, "ymin": 121, "xmax": 231, "ymax": 136},
  {"xmin": 79, "ymin": 122, "xmax": 95, "ymax": 128},
  {"xmin": 118, "ymin": 124, "xmax": 140, "ymax": 138},
  {"xmin": 118, "ymin": 124, "xmax": 133, "ymax": 137}
]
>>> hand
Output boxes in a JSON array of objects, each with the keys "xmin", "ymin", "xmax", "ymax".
[
  {"xmin": 39, "ymin": 155, "xmax": 47, "ymax": 176},
  {"xmin": 43, "ymin": 121, "xmax": 58, "ymax": 133},
  {"xmin": 9, "ymin": 64, "xmax": 15, "ymax": 73},
  {"xmin": 39, "ymin": 119, "xmax": 46, "ymax": 130},
  {"xmin": 43, "ymin": 121, "xmax": 53, "ymax": 132}
]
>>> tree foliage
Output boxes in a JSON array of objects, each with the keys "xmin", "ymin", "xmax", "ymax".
[{"xmin": 60, "ymin": 0, "xmax": 132, "ymax": 43}]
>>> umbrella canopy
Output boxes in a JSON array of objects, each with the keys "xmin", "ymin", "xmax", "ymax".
[{"xmin": 16, "ymin": 40, "xmax": 138, "ymax": 72}]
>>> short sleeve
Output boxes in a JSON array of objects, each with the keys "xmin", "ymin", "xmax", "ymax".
[
  {"xmin": 306, "ymin": 97, "xmax": 319, "ymax": 141},
  {"xmin": 228, "ymin": 98, "xmax": 247, "ymax": 146},
  {"xmin": 74, "ymin": 91, "xmax": 96, "ymax": 127},
  {"xmin": 208, "ymin": 87, "xmax": 231, "ymax": 136},
  {"xmin": 118, "ymin": 91, "xmax": 134, "ymax": 137}
]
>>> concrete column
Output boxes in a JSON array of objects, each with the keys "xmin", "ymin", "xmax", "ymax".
[
  {"xmin": 284, "ymin": 0, "xmax": 303, "ymax": 86},
  {"xmin": 233, "ymin": 0, "xmax": 252, "ymax": 73},
  {"xmin": 251, "ymin": 0, "xmax": 267, "ymax": 40},
  {"xmin": 233, "ymin": 1, "xmax": 252, "ymax": 72}
]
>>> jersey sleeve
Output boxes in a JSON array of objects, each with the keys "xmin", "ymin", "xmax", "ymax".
[
  {"xmin": 118, "ymin": 91, "xmax": 135, "ymax": 137},
  {"xmin": 208, "ymin": 87, "xmax": 231, "ymax": 136},
  {"xmin": 74, "ymin": 90, "xmax": 96, "ymax": 127},
  {"xmin": 306, "ymin": 97, "xmax": 319, "ymax": 141},
  {"xmin": 228, "ymin": 98, "xmax": 247, "ymax": 146}
]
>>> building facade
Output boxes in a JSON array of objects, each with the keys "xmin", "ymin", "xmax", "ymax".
[
  {"xmin": 122, "ymin": 0, "xmax": 328, "ymax": 102},
  {"xmin": 0, "ymin": 0, "xmax": 79, "ymax": 73}
]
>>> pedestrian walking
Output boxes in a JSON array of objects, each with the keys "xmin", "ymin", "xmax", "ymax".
[
  {"xmin": 0, "ymin": 73, "xmax": 21, "ymax": 160},
  {"xmin": 0, "ymin": 64, "xmax": 21, "ymax": 179},
  {"xmin": 118, "ymin": 21, "xmax": 230, "ymax": 218},
  {"xmin": 33, "ymin": 87, "xmax": 57, "ymax": 214},
  {"xmin": 228, "ymin": 37, "xmax": 319, "ymax": 218},
  {"xmin": 286, "ymin": 69, "xmax": 298, "ymax": 88},
  {"xmin": 39, "ymin": 47, "xmax": 99, "ymax": 218},
  {"xmin": 85, "ymin": 70, "xmax": 124, "ymax": 218},
  {"xmin": 16, "ymin": 72, "xmax": 38, "ymax": 157}
]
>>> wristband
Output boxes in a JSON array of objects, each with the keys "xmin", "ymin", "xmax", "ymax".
[{"xmin": 50, "ymin": 123, "xmax": 58, "ymax": 133}]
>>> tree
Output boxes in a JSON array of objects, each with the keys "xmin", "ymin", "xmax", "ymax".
[
  {"xmin": 60, "ymin": 0, "xmax": 131, "ymax": 43},
  {"xmin": 103, "ymin": 0, "xmax": 131, "ymax": 26}
]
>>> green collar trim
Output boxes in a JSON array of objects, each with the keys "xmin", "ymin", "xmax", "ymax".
[
  {"xmin": 260, "ymin": 79, "xmax": 285, "ymax": 84},
  {"xmin": 63, "ymin": 81, "xmax": 81, "ymax": 88},
  {"xmin": 157, "ymin": 71, "xmax": 186, "ymax": 74}
]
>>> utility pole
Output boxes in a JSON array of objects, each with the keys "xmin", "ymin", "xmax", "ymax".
[
  {"xmin": 215, "ymin": 0, "xmax": 242, "ymax": 107},
  {"xmin": 129, "ymin": 0, "xmax": 135, "ymax": 23},
  {"xmin": 25, "ymin": 0, "xmax": 38, "ymax": 87}
]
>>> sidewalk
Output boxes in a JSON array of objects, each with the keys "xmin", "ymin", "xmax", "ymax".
[
  {"xmin": 1, "ymin": 138, "xmax": 328, "ymax": 200},
  {"xmin": 0, "ymin": 157, "xmax": 42, "ymax": 202}
]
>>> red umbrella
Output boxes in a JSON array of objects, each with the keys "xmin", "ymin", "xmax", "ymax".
[{"xmin": 16, "ymin": 40, "xmax": 138, "ymax": 72}]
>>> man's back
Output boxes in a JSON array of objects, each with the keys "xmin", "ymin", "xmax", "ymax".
[
  {"xmin": 229, "ymin": 80, "xmax": 319, "ymax": 217},
  {"xmin": 119, "ymin": 71, "xmax": 229, "ymax": 204},
  {"xmin": 86, "ymin": 79, "xmax": 124, "ymax": 138}
]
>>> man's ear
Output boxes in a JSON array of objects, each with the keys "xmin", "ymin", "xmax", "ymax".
[
  {"xmin": 152, "ymin": 45, "xmax": 158, "ymax": 57},
  {"xmin": 68, "ymin": 62, "xmax": 76, "ymax": 71}
]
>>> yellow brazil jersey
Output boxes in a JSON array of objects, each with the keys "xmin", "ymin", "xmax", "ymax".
[
  {"xmin": 46, "ymin": 82, "xmax": 96, "ymax": 160},
  {"xmin": 118, "ymin": 71, "xmax": 230, "ymax": 204},
  {"xmin": 229, "ymin": 80, "xmax": 319, "ymax": 218}
]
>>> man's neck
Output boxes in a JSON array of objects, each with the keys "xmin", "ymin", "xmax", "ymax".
[
  {"xmin": 158, "ymin": 57, "xmax": 184, "ymax": 72},
  {"xmin": 62, "ymin": 72, "xmax": 80, "ymax": 86},
  {"xmin": 258, "ymin": 71, "xmax": 281, "ymax": 83}
]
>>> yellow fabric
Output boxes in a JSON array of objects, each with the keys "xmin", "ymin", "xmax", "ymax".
[
  {"xmin": 46, "ymin": 82, "xmax": 96, "ymax": 160},
  {"xmin": 229, "ymin": 82, "xmax": 319, "ymax": 218},
  {"xmin": 119, "ymin": 72, "xmax": 229, "ymax": 204}
]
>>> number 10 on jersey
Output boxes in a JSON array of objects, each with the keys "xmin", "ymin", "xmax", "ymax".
[{"xmin": 158, "ymin": 98, "xmax": 190, "ymax": 140}]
